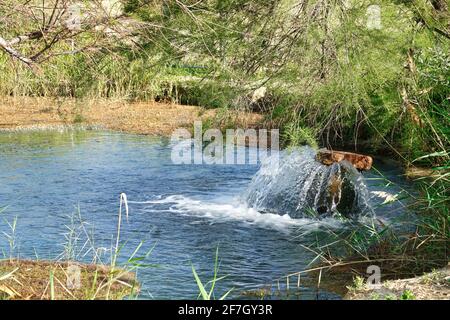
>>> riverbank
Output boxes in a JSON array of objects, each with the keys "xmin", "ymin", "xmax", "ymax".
[
  {"xmin": 0, "ymin": 97, "xmax": 262, "ymax": 136},
  {"xmin": 0, "ymin": 259, "xmax": 138, "ymax": 300},
  {"xmin": 345, "ymin": 265, "xmax": 450, "ymax": 300}
]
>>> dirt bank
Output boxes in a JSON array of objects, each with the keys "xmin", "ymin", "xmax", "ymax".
[
  {"xmin": 345, "ymin": 265, "xmax": 450, "ymax": 300},
  {"xmin": 0, "ymin": 97, "xmax": 263, "ymax": 135},
  {"xmin": 0, "ymin": 259, "xmax": 138, "ymax": 300}
]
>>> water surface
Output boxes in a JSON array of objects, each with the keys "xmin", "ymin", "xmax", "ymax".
[{"xmin": 0, "ymin": 130, "xmax": 414, "ymax": 299}]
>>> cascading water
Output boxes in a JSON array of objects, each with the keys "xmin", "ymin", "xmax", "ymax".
[{"xmin": 243, "ymin": 147, "xmax": 372, "ymax": 219}]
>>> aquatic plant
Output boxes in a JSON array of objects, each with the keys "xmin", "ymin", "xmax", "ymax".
[
  {"xmin": 0, "ymin": 194, "xmax": 154, "ymax": 300},
  {"xmin": 191, "ymin": 247, "xmax": 233, "ymax": 300}
]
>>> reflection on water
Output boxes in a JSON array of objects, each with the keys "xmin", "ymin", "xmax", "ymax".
[{"xmin": 0, "ymin": 130, "xmax": 414, "ymax": 299}]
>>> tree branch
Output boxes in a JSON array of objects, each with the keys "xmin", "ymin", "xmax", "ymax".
[{"xmin": 0, "ymin": 36, "xmax": 34, "ymax": 67}]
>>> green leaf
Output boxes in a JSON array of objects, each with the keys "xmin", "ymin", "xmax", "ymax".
[
  {"xmin": 191, "ymin": 264, "xmax": 209, "ymax": 300},
  {"xmin": 208, "ymin": 246, "xmax": 219, "ymax": 298},
  {"xmin": 413, "ymin": 151, "xmax": 449, "ymax": 162},
  {"xmin": 219, "ymin": 288, "xmax": 234, "ymax": 300}
]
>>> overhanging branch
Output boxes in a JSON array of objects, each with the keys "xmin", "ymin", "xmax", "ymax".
[{"xmin": 0, "ymin": 36, "xmax": 34, "ymax": 67}]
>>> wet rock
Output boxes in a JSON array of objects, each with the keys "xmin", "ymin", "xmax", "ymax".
[
  {"xmin": 244, "ymin": 147, "xmax": 371, "ymax": 219},
  {"xmin": 316, "ymin": 149, "xmax": 373, "ymax": 171},
  {"xmin": 251, "ymin": 86, "xmax": 267, "ymax": 103},
  {"xmin": 318, "ymin": 163, "xmax": 363, "ymax": 217}
]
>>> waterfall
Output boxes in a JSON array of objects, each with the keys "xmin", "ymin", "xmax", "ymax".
[{"xmin": 243, "ymin": 147, "xmax": 372, "ymax": 219}]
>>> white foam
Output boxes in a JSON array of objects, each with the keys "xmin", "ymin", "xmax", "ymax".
[{"xmin": 130, "ymin": 195, "xmax": 342, "ymax": 233}]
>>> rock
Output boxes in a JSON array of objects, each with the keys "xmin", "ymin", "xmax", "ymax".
[
  {"xmin": 251, "ymin": 87, "xmax": 267, "ymax": 103},
  {"xmin": 316, "ymin": 149, "xmax": 373, "ymax": 171}
]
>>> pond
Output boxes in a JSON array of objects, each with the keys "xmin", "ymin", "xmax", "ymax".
[{"xmin": 0, "ymin": 130, "xmax": 415, "ymax": 299}]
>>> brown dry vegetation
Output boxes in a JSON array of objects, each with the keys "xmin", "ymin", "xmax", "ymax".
[
  {"xmin": 0, "ymin": 259, "xmax": 138, "ymax": 300},
  {"xmin": 0, "ymin": 97, "xmax": 263, "ymax": 136},
  {"xmin": 345, "ymin": 264, "xmax": 450, "ymax": 300}
]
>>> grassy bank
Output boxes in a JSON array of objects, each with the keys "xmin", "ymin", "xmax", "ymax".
[
  {"xmin": 0, "ymin": 96, "xmax": 262, "ymax": 136},
  {"xmin": 301, "ymin": 155, "xmax": 449, "ymax": 299},
  {"xmin": 345, "ymin": 265, "xmax": 449, "ymax": 300},
  {"xmin": 0, "ymin": 260, "xmax": 139, "ymax": 300},
  {"xmin": 0, "ymin": 194, "xmax": 151, "ymax": 300}
]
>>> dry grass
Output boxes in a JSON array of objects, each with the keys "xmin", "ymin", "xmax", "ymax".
[
  {"xmin": 0, "ymin": 259, "xmax": 139, "ymax": 300},
  {"xmin": 0, "ymin": 97, "xmax": 263, "ymax": 136},
  {"xmin": 345, "ymin": 264, "xmax": 450, "ymax": 300}
]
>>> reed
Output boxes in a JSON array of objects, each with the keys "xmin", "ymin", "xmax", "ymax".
[
  {"xmin": 0, "ymin": 193, "xmax": 153, "ymax": 300},
  {"xmin": 191, "ymin": 247, "xmax": 233, "ymax": 300}
]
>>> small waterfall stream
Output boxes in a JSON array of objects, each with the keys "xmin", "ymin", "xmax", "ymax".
[{"xmin": 244, "ymin": 147, "xmax": 372, "ymax": 218}]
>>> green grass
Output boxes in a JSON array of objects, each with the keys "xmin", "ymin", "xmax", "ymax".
[
  {"xmin": 191, "ymin": 247, "xmax": 233, "ymax": 300},
  {"xmin": 401, "ymin": 290, "xmax": 416, "ymax": 300}
]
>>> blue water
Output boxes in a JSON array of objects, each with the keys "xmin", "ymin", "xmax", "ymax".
[{"xmin": 0, "ymin": 130, "xmax": 413, "ymax": 299}]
